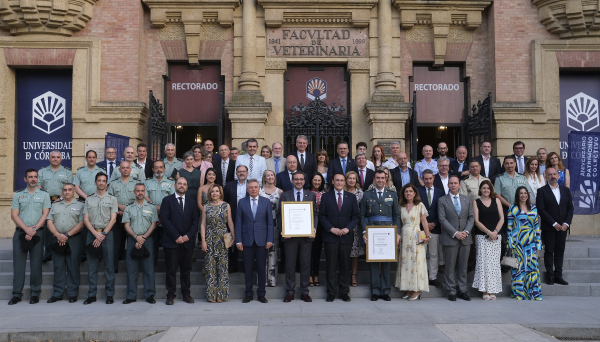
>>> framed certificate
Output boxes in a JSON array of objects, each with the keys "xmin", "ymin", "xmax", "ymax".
[
  {"xmin": 281, "ymin": 201, "xmax": 314, "ymax": 237},
  {"xmin": 366, "ymin": 226, "xmax": 398, "ymax": 262}
]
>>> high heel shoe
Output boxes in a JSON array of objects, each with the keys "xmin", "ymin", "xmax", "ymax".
[
  {"xmin": 408, "ymin": 292, "xmax": 421, "ymax": 301},
  {"xmin": 402, "ymin": 291, "xmax": 413, "ymax": 299},
  {"xmin": 351, "ymin": 273, "xmax": 358, "ymax": 287}
]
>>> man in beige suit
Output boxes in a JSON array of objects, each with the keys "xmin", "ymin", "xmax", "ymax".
[{"xmin": 265, "ymin": 142, "xmax": 286, "ymax": 174}]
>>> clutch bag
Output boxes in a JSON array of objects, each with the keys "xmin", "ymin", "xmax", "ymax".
[
  {"xmin": 223, "ymin": 232, "xmax": 233, "ymax": 248},
  {"xmin": 416, "ymin": 231, "xmax": 427, "ymax": 244},
  {"xmin": 501, "ymin": 248, "xmax": 519, "ymax": 268}
]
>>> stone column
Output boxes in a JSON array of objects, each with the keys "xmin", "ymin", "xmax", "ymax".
[
  {"xmin": 238, "ymin": 0, "xmax": 260, "ymax": 91},
  {"xmin": 374, "ymin": 0, "xmax": 396, "ymax": 92}
]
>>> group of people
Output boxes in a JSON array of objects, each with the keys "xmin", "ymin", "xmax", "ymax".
[{"xmin": 8, "ymin": 136, "xmax": 573, "ymax": 306}]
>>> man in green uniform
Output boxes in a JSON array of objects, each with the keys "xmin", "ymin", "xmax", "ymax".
[
  {"xmin": 144, "ymin": 160, "xmax": 175, "ymax": 266},
  {"xmin": 38, "ymin": 150, "xmax": 74, "ymax": 262},
  {"xmin": 9, "ymin": 169, "xmax": 51, "ymax": 305},
  {"xmin": 360, "ymin": 170, "xmax": 401, "ymax": 302},
  {"xmin": 83, "ymin": 172, "xmax": 118, "ymax": 305},
  {"xmin": 459, "ymin": 161, "xmax": 490, "ymax": 202},
  {"xmin": 108, "ymin": 160, "xmax": 139, "ymax": 273},
  {"xmin": 111, "ymin": 146, "xmax": 143, "ymax": 181},
  {"xmin": 74, "ymin": 149, "xmax": 105, "ymax": 262},
  {"xmin": 122, "ymin": 183, "xmax": 159, "ymax": 304},
  {"xmin": 46, "ymin": 183, "xmax": 85, "ymax": 303},
  {"xmin": 164, "ymin": 143, "xmax": 183, "ymax": 179}
]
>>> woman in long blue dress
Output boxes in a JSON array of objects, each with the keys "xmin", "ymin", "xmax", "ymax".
[{"xmin": 506, "ymin": 186, "xmax": 542, "ymax": 300}]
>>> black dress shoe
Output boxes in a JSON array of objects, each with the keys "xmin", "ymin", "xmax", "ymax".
[
  {"xmin": 106, "ymin": 296, "xmax": 114, "ymax": 304},
  {"xmin": 438, "ymin": 265, "xmax": 445, "ymax": 273},
  {"xmin": 146, "ymin": 296, "xmax": 156, "ymax": 304},
  {"xmin": 83, "ymin": 297, "xmax": 96, "ymax": 305},
  {"xmin": 123, "ymin": 299, "xmax": 136, "ymax": 304},
  {"xmin": 546, "ymin": 277, "xmax": 555, "ymax": 285},
  {"xmin": 283, "ymin": 294, "xmax": 294, "ymax": 302},
  {"xmin": 554, "ymin": 277, "xmax": 569, "ymax": 285},
  {"xmin": 371, "ymin": 294, "xmax": 379, "ymax": 301},
  {"xmin": 29, "ymin": 296, "xmax": 39, "ymax": 304},
  {"xmin": 69, "ymin": 297, "xmax": 78, "ymax": 303},
  {"xmin": 258, "ymin": 296, "xmax": 268, "ymax": 303},
  {"xmin": 341, "ymin": 294, "xmax": 351, "ymax": 302},
  {"xmin": 166, "ymin": 297, "xmax": 175, "ymax": 305},
  {"xmin": 301, "ymin": 294, "xmax": 312, "ymax": 302},
  {"xmin": 326, "ymin": 294, "xmax": 335, "ymax": 302},
  {"xmin": 457, "ymin": 292, "xmax": 471, "ymax": 301},
  {"xmin": 448, "ymin": 294, "xmax": 457, "ymax": 301},
  {"xmin": 183, "ymin": 295, "xmax": 194, "ymax": 304},
  {"xmin": 8, "ymin": 297, "xmax": 21, "ymax": 305},
  {"xmin": 47, "ymin": 296, "xmax": 62, "ymax": 303},
  {"xmin": 242, "ymin": 296, "xmax": 253, "ymax": 303},
  {"xmin": 380, "ymin": 294, "xmax": 392, "ymax": 302},
  {"xmin": 429, "ymin": 279, "xmax": 442, "ymax": 288},
  {"xmin": 43, "ymin": 256, "xmax": 52, "ymax": 263},
  {"xmin": 80, "ymin": 257, "xmax": 87, "ymax": 263}
]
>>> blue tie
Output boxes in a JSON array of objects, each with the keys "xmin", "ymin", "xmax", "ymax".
[
  {"xmin": 341, "ymin": 159, "xmax": 347, "ymax": 174},
  {"xmin": 252, "ymin": 198, "xmax": 257, "ymax": 218},
  {"xmin": 453, "ymin": 195, "xmax": 460, "ymax": 215},
  {"xmin": 274, "ymin": 158, "xmax": 280, "ymax": 172}
]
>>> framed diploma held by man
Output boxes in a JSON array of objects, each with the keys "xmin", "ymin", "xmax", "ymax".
[
  {"xmin": 281, "ymin": 201, "xmax": 314, "ymax": 237},
  {"xmin": 366, "ymin": 226, "xmax": 398, "ymax": 262}
]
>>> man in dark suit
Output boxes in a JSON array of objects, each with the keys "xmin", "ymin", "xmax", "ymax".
[
  {"xmin": 472, "ymin": 141, "xmax": 501, "ymax": 184},
  {"xmin": 215, "ymin": 145, "xmax": 235, "ymax": 187},
  {"xmin": 419, "ymin": 170, "xmax": 445, "ymax": 288},
  {"xmin": 289, "ymin": 135, "xmax": 317, "ymax": 176},
  {"xmin": 135, "ymin": 143, "xmax": 155, "ymax": 179},
  {"xmin": 223, "ymin": 165, "xmax": 249, "ymax": 273},
  {"xmin": 511, "ymin": 141, "xmax": 528, "ymax": 174},
  {"xmin": 327, "ymin": 141, "xmax": 358, "ymax": 187},
  {"xmin": 235, "ymin": 179, "xmax": 274, "ymax": 304},
  {"xmin": 160, "ymin": 177, "xmax": 200, "ymax": 305},
  {"xmin": 96, "ymin": 147, "xmax": 120, "ymax": 183},
  {"xmin": 319, "ymin": 173, "xmax": 360, "ymax": 302},
  {"xmin": 278, "ymin": 172, "xmax": 318, "ymax": 303},
  {"xmin": 356, "ymin": 152, "xmax": 374, "ymax": 191},
  {"xmin": 390, "ymin": 152, "xmax": 420, "ymax": 197},
  {"xmin": 276, "ymin": 155, "xmax": 308, "ymax": 192},
  {"xmin": 434, "ymin": 157, "xmax": 451, "ymax": 194},
  {"xmin": 450, "ymin": 146, "xmax": 469, "ymax": 180},
  {"xmin": 536, "ymin": 167, "xmax": 574, "ymax": 286}
]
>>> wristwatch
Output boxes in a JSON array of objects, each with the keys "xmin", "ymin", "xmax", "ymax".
[
  {"xmin": 426, "ymin": 235, "xmax": 431, "ymax": 239},
  {"xmin": 65, "ymin": 233, "xmax": 69, "ymax": 237},
  {"xmin": 101, "ymin": 231, "xmax": 106, "ymax": 236}
]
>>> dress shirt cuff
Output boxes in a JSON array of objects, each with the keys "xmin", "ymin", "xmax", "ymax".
[
  {"xmin": 452, "ymin": 232, "xmax": 457, "ymax": 238},
  {"xmin": 564, "ymin": 223, "xmax": 570, "ymax": 227},
  {"xmin": 236, "ymin": 242, "xmax": 242, "ymax": 245},
  {"xmin": 553, "ymin": 222, "xmax": 558, "ymax": 227},
  {"xmin": 362, "ymin": 231, "xmax": 366, "ymax": 235}
]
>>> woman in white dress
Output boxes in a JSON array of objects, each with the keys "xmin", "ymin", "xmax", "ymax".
[
  {"xmin": 524, "ymin": 158, "xmax": 545, "ymax": 204},
  {"xmin": 259, "ymin": 170, "xmax": 283, "ymax": 287},
  {"xmin": 396, "ymin": 183, "xmax": 430, "ymax": 300}
]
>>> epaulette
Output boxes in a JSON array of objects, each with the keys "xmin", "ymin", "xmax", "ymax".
[
  {"xmin": 127, "ymin": 199, "xmax": 136, "ymax": 206},
  {"xmin": 147, "ymin": 200, "xmax": 156, "ymax": 205},
  {"xmin": 77, "ymin": 166, "xmax": 85, "ymax": 170},
  {"xmin": 176, "ymin": 158, "xmax": 183, "ymax": 161},
  {"xmin": 64, "ymin": 166, "xmax": 71, "ymax": 170},
  {"xmin": 38, "ymin": 188, "xmax": 48, "ymax": 192},
  {"xmin": 99, "ymin": 166, "xmax": 106, "ymax": 171},
  {"xmin": 168, "ymin": 177, "xmax": 174, "ymax": 181},
  {"xmin": 16, "ymin": 188, "xmax": 26, "ymax": 192},
  {"xmin": 147, "ymin": 177, "xmax": 153, "ymax": 180}
]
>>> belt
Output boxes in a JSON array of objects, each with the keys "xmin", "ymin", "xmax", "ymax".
[
  {"xmin": 16, "ymin": 227, "xmax": 43, "ymax": 232},
  {"xmin": 366, "ymin": 216, "xmax": 392, "ymax": 224},
  {"xmin": 95, "ymin": 229, "xmax": 104, "ymax": 233}
]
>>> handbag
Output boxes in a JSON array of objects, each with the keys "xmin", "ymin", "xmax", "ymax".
[
  {"xmin": 223, "ymin": 232, "xmax": 233, "ymax": 249},
  {"xmin": 415, "ymin": 231, "xmax": 427, "ymax": 245},
  {"xmin": 501, "ymin": 248, "xmax": 519, "ymax": 268}
]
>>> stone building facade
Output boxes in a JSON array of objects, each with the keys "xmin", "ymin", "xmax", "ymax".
[{"xmin": 0, "ymin": 0, "xmax": 598, "ymax": 236}]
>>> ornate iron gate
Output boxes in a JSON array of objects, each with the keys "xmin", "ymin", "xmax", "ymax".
[
  {"xmin": 284, "ymin": 97, "xmax": 351, "ymax": 159},
  {"xmin": 147, "ymin": 90, "xmax": 167, "ymax": 161},
  {"xmin": 467, "ymin": 92, "xmax": 493, "ymax": 158}
]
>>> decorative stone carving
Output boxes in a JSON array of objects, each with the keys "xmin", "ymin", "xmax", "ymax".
[
  {"xmin": 394, "ymin": 0, "xmax": 490, "ymax": 66},
  {"xmin": 532, "ymin": 0, "xmax": 600, "ymax": 38},
  {"xmin": 265, "ymin": 59, "xmax": 287, "ymax": 71},
  {"xmin": 159, "ymin": 25, "xmax": 185, "ymax": 41},
  {"xmin": 348, "ymin": 59, "xmax": 370, "ymax": 70},
  {"xmin": 143, "ymin": 0, "xmax": 240, "ymax": 64},
  {"xmin": 0, "ymin": 0, "xmax": 98, "ymax": 36},
  {"xmin": 258, "ymin": 0, "xmax": 377, "ymax": 28}
]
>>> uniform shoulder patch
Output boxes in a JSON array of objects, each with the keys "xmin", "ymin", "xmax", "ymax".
[
  {"xmin": 168, "ymin": 177, "xmax": 174, "ymax": 181},
  {"xmin": 77, "ymin": 166, "xmax": 85, "ymax": 170},
  {"xmin": 98, "ymin": 166, "xmax": 106, "ymax": 171},
  {"xmin": 38, "ymin": 188, "xmax": 48, "ymax": 192},
  {"xmin": 16, "ymin": 188, "xmax": 26, "ymax": 193},
  {"xmin": 147, "ymin": 200, "xmax": 156, "ymax": 205},
  {"xmin": 64, "ymin": 166, "xmax": 71, "ymax": 170},
  {"xmin": 147, "ymin": 177, "xmax": 153, "ymax": 180},
  {"xmin": 127, "ymin": 199, "xmax": 136, "ymax": 206}
]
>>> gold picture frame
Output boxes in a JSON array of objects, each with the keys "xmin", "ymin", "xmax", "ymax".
[
  {"xmin": 281, "ymin": 201, "xmax": 314, "ymax": 237},
  {"xmin": 365, "ymin": 225, "xmax": 398, "ymax": 262}
]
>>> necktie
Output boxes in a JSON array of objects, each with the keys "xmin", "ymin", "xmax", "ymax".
[
  {"xmin": 222, "ymin": 161, "xmax": 227, "ymax": 186},
  {"xmin": 337, "ymin": 192, "xmax": 342, "ymax": 211},
  {"xmin": 453, "ymin": 195, "xmax": 460, "ymax": 215},
  {"xmin": 252, "ymin": 198, "xmax": 257, "ymax": 218},
  {"xmin": 178, "ymin": 197, "xmax": 184, "ymax": 213},
  {"xmin": 300, "ymin": 154, "xmax": 305, "ymax": 170},
  {"xmin": 378, "ymin": 191, "xmax": 382, "ymax": 201},
  {"xmin": 342, "ymin": 159, "xmax": 347, "ymax": 174},
  {"xmin": 108, "ymin": 162, "xmax": 113, "ymax": 181},
  {"xmin": 518, "ymin": 158, "xmax": 524, "ymax": 173},
  {"xmin": 296, "ymin": 191, "xmax": 301, "ymax": 202},
  {"xmin": 275, "ymin": 158, "xmax": 280, "ymax": 172},
  {"xmin": 249, "ymin": 156, "xmax": 254, "ymax": 175},
  {"xmin": 360, "ymin": 169, "xmax": 364, "ymax": 187},
  {"xmin": 427, "ymin": 188, "xmax": 432, "ymax": 206}
]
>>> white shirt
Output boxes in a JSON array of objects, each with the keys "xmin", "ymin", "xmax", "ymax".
[
  {"xmin": 358, "ymin": 167, "xmax": 368, "ymax": 186},
  {"xmin": 297, "ymin": 151, "xmax": 307, "ymax": 166},
  {"xmin": 527, "ymin": 174, "xmax": 545, "ymax": 203},
  {"xmin": 295, "ymin": 189, "xmax": 304, "ymax": 201},
  {"xmin": 551, "ymin": 184, "xmax": 561, "ymax": 204},
  {"xmin": 107, "ymin": 160, "xmax": 116, "ymax": 182},
  {"xmin": 288, "ymin": 170, "xmax": 296, "ymax": 183},
  {"xmin": 235, "ymin": 154, "xmax": 267, "ymax": 186},
  {"xmin": 382, "ymin": 157, "xmax": 412, "ymax": 170},
  {"xmin": 440, "ymin": 174, "xmax": 449, "ymax": 194},
  {"xmin": 137, "ymin": 158, "xmax": 146, "ymax": 171},
  {"xmin": 221, "ymin": 158, "xmax": 230, "ymax": 186},
  {"xmin": 449, "ymin": 192, "xmax": 463, "ymax": 238},
  {"xmin": 175, "ymin": 194, "xmax": 186, "ymax": 208},
  {"xmin": 335, "ymin": 189, "xmax": 344, "ymax": 206},
  {"xmin": 236, "ymin": 180, "xmax": 248, "ymax": 204},
  {"xmin": 366, "ymin": 160, "xmax": 375, "ymax": 171},
  {"xmin": 481, "ymin": 155, "xmax": 490, "ymax": 177}
]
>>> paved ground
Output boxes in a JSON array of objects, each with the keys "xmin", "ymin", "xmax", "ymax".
[{"xmin": 1, "ymin": 296, "xmax": 599, "ymax": 341}]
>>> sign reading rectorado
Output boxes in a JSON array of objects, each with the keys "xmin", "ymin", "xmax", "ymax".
[{"xmin": 267, "ymin": 28, "xmax": 368, "ymax": 58}]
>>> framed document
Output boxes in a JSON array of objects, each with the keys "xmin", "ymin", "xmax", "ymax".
[
  {"xmin": 366, "ymin": 226, "xmax": 398, "ymax": 262},
  {"xmin": 281, "ymin": 201, "xmax": 314, "ymax": 237}
]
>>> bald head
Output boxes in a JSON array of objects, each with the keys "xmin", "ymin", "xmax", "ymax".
[{"xmin": 286, "ymin": 155, "xmax": 298, "ymax": 172}]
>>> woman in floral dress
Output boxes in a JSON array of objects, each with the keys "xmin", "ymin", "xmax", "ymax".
[
  {"xmin": 259, "ymin": 170, "xmax": 282, "ymax": 287},
  {"xmin": 345, "ymin": 171, "xmax": 364, "ymax": 287}
]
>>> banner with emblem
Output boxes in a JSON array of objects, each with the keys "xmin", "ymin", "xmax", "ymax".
[
  {"xmin": 15, "ymin": 70, "xmax": 72, "ymax": 190},
  {"xmin": 568, "ymin": 131, "xmax": 600, "ymax": 215}
]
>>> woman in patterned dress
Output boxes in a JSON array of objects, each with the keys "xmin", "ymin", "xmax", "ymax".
[
  {"xmin": 259, "ymin": 170, "xmax": 282, "ymax": 287},
  {"xmin": 507, "ymin": 186, "xmax": 542, "ymax": 300},
  {"xmin": 200, "ymin": 184, "xmax": 234, "ymax": 303},
  {"xmin": 199, "ymin": 168, "xmax": 217, "ymax": 211},
  {"xmin": 546, "ymin": 152, "xmax": 569, "ymax": 188},
  {"xmin": 309, "ymin": 172, "xmax": 327, "ymax": 287},
  {"xmin": 396, "ymin": 183, "xmax": 430, "ymax": 300},
  {"xmin": 345, "ymin": 171, "xmax": 364, "ymax": 287}
]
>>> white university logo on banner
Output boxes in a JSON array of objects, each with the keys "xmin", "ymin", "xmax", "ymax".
[
  {"xmin": 32, "ymin": 91, "xmax": 66, "ymax": 134},
  {"xmin": 567, "ymin": 92, "xmax": 599, "ymax": 132},
  {"xmin": 579, "ymin": 180, "xmax": 597, "ymax": 209}
]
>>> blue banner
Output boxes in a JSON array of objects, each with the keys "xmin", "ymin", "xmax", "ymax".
[
  {"xmin": 568, "ymin": 131, "xmax": 600, "ymax": 215},
  {"xmin": 16, "ymin": 70, "xmax": 72, "ymax": 190},
  {"xmin": 105, "ymin": 133, "xmax": 129, "ymax": 162}
]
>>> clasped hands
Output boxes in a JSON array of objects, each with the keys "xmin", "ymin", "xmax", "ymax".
[
  {"xmin": 23, "ymin": 226, "xmax": 39, "ymax": 240},
  {"xmin": 175, "ymin": 235, "xmax": 190, "ymax": 244},
  {"xmin": 330, "ymin": 227, "xmax": 349, "ymax": 237},
  {"xmin": 135, "ymin": 235, "xmax": 146, "ymax": 249},
  {"xmin": 455, "ymin": 231, "xmax": 468, "ymax": 240},
  {"xmin": 554, "ymin": 223, "xmax": 568, "ymax": 232}
]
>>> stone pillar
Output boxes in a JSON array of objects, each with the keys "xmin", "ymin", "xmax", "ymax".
[
  {"xmin": 225, "ymin": 0, "xmax": 271, "ymax": 148},
  {"xmin": 374, "ymin": 0, "xmax": 396, "ymax": 92},
  {"xmin": 263, "ymin": 59, "xmax": 287, "ymax": 145}
]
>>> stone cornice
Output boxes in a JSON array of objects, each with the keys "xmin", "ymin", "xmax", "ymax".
[
  {"xmin": 393, "ymin": 0, "xmax": 490, "ymax": 66},
  {"xmin": 532, "ymin": 0, "xmax": 600, "ymax": 39},
  {"xmin": 258, "ymin": 0, "xmax": 378, "ymax": 28}
]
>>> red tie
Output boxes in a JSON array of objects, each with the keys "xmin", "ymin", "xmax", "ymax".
[
  {"xmin": 337, "ymin": 192, "xmax": 342, "ymax": 211},
  {"xmin": 360, "ymin": 169, "xmax": 364, "ymax": 187}
]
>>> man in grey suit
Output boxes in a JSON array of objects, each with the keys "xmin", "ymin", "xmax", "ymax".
[
  {"xmin": 278, "ymin": 172, "xmax": 318, "ymax": 303},
  {"xmin": 265, "ymin": 142, "xmax": 286, "ymax": 174},
  {"xmin": 438, "ymin": 174, "xmax": 474, "ymax": 301}
]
